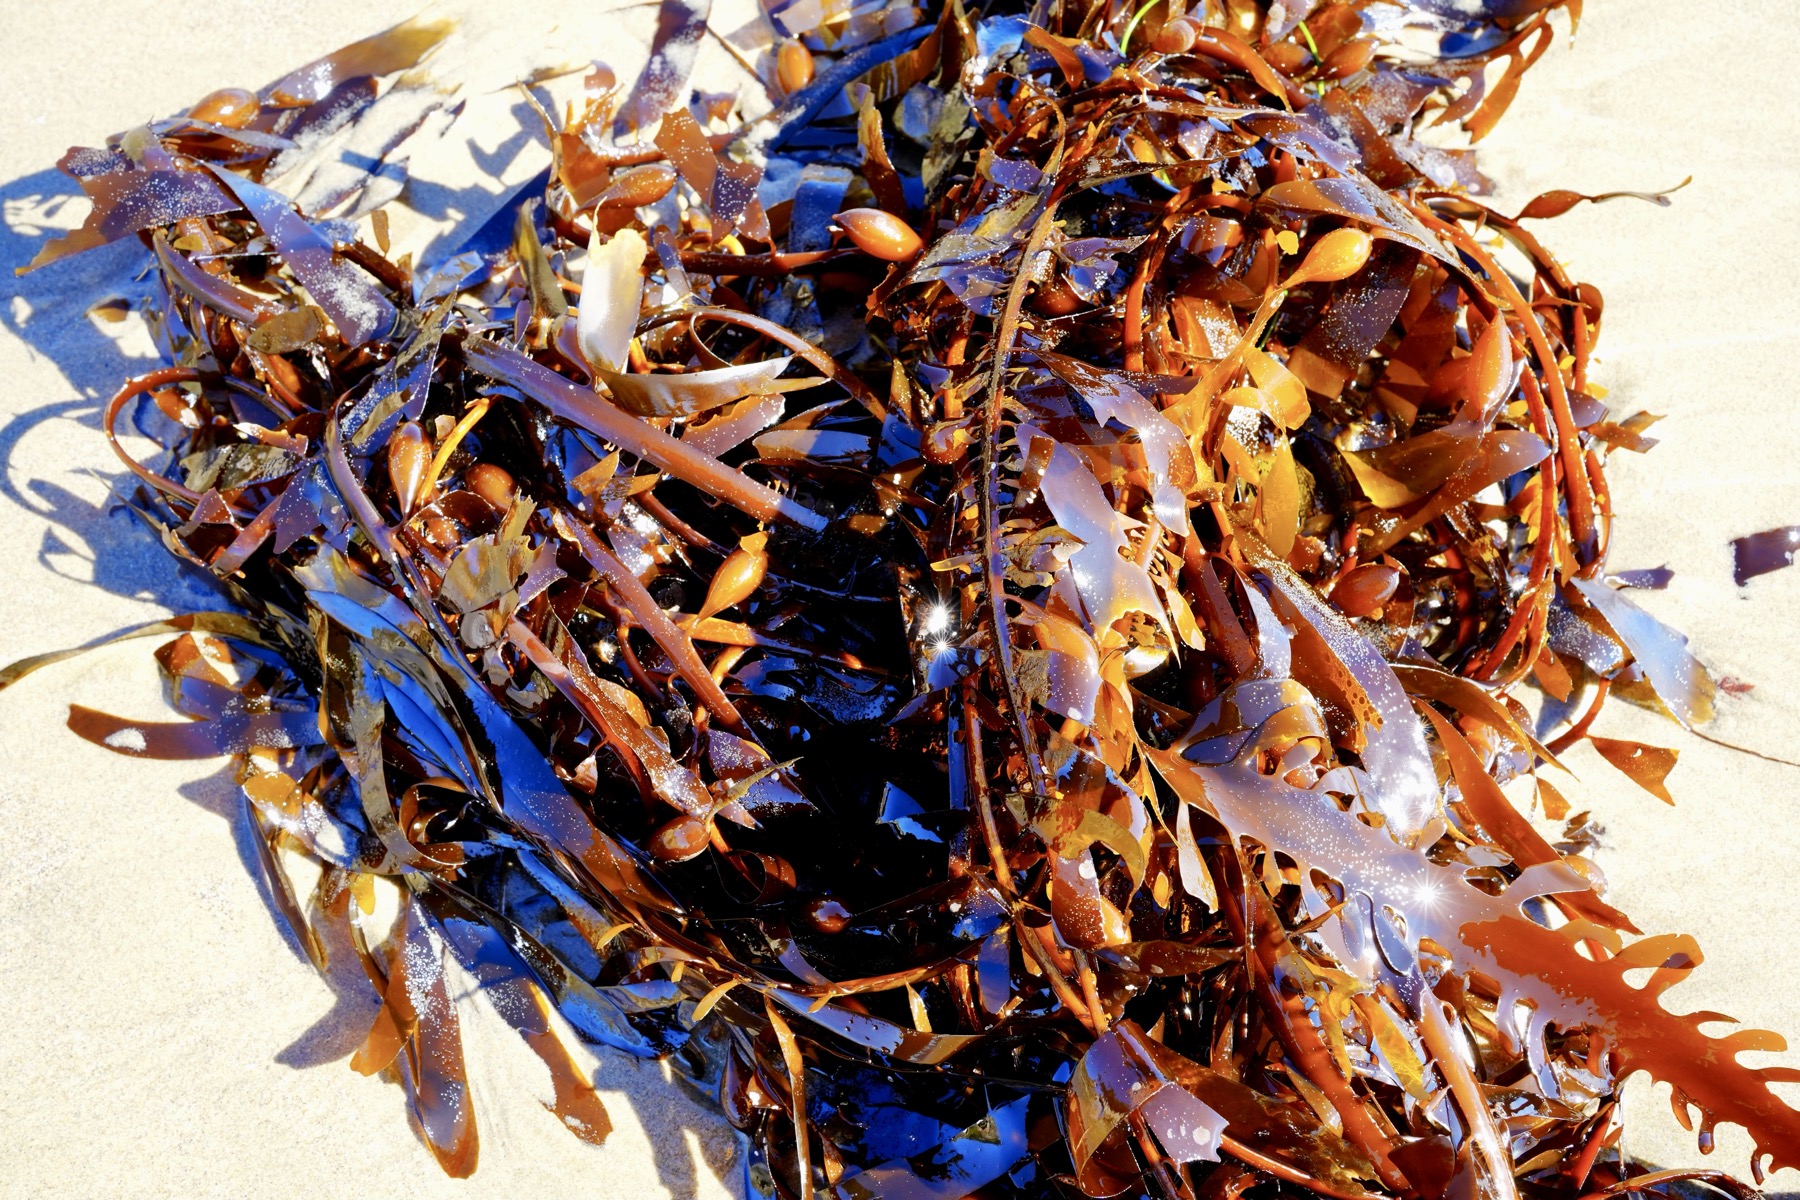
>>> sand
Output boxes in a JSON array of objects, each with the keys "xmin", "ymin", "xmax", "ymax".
[{"xmin": 1, "ymin": 1, "xmax": 1796, "ymax": 1195}]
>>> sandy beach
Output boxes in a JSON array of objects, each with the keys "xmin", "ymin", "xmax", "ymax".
[{"xmin": 1, "ymin": 2, "xmax": 1796, "ymax": 1195}]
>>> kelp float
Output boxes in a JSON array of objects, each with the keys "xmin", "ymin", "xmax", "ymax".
[{"xmin": 8, "ymin": 2, "xmax": 1788, "ymax": 1198}]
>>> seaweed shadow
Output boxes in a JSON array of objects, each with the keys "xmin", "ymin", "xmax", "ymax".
[{"xmin": 0, "ymin": 167, "xmax": 217, "ymax": 617}]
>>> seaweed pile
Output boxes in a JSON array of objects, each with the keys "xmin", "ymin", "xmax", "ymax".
[{"xmin": 8, "ymin": 2, "xmax": 1791, "ymax": 1197}]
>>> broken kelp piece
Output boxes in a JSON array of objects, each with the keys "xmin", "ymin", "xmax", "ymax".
[{"xmin": 1731, "ymin": 525, "xmax": 1800, "ymax": 586}]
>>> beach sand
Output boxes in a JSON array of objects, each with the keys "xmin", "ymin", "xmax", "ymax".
[{"xmin": 1, "ymin": 2, "xmax": 1796, "ymax": 1194}]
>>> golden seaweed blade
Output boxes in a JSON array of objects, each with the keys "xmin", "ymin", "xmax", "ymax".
[{"xmin": 7, "ymin": 1, "xmax": 1789, "ymax": 1197}]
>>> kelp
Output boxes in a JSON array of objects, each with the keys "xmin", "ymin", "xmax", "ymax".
[
  {"xmin": 1731, "ymin": 526, "xmax": 1800, "ymax": 587},
  {"xmin": 8, "ymin": 1, "xmax": 1789, "ymax": 1197}
]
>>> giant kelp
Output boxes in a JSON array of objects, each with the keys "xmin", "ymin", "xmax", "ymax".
[{"xmin": 7, "ymin": 1, "xmax": 1788, "ymax": 1197}]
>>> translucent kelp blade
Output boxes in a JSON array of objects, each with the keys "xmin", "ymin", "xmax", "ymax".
[{"xmin": 432, "ymin": 905, "xmax": 614, "ymax": 1147}]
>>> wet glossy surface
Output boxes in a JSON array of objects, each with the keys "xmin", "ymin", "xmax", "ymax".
[{"xmin": 4, "ymin": 2, "xmax": 1788, "ymax": 1197}]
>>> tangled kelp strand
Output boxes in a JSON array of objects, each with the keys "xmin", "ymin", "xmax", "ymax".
[{"xmin": 8, "ymin": 1, "xmax": 1797, "ymax": 1197}]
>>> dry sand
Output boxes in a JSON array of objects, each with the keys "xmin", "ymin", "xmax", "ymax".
[{"xmin": 1, "ymin": 1, "xmax": 1797, "ymax": 1195}]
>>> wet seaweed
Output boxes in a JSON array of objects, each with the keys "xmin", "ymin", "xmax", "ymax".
[{"xmin": 8, "ymin": 2, "xmax": 1790, "ymax": 1197}]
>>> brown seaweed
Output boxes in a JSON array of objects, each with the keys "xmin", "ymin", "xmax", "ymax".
[{"xmin": 6, "ymin": 2, "xmax": 1788, "ymax": 1198}]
